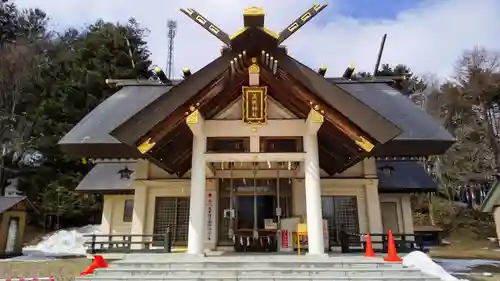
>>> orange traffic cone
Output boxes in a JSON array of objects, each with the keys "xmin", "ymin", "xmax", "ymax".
[
  {"xmin": 364, "ymin": 233, "xmax": 376, "ymax": 257},
  {"xmin": 80, "ymin": 262, "xmax": 99, "ymax": 276},
  {"xmin": 80, "ymin": 255, "xmax": 109, "ymax": 276},
  {"xmin": 94, "ymin": 255, "xmax": 109, "ymax": 268},
  {"xmin": 384, "ymin": 229, "xmax": 402, "ymax": 262}
]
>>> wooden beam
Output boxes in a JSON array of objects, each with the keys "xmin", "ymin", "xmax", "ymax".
[
  {"xmin": 320, "ymin": 122, "xmax": 360, "ymax": 155},
  {"xmin": 150, "ymin": 123, "xmax": 188, "ymax": 154},
  {"xmin": 318, "ymin": 137, "xmax": 350, "ymax": 161},
  {"xmin": 278, "ymin": 70, "xmax": 376, "ymax": 151},
  {"xmin": 274, "ymin": 54, "xmax": 401, "ymax": 144},
  {"xmin": 318, "ymin": 154, "xmax": 338, "ymax": 175},
  {"xmin": 171, "ymin": 140, "xmax": 193, "ymax": 165},
  {"xmin": 205, "ymin": 152, "xmax": 306, "ymax": 162},
  {"xmin": 260, "ymin": 69, "xmax": 309, "ymax": 118},
  {"xmin": 137, "ymin": 72, "xmax": 229, "ymax": 147},
  {"xmin": 201, "ymin": 74, "xmax": 247, "ymax": 119}
]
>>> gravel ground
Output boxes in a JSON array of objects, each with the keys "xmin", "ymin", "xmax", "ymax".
[{"xmin": 0, "ymin": 258, "xmax": 91, "ymax": 281}]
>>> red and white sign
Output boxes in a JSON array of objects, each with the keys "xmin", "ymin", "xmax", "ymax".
[
  {"xmin": 281, "ymin": 230, "xmax": 289, "ymax": 248},
  {"xmin": 205, "ymin": 191, "xmax": 217, "ymax": 242}
]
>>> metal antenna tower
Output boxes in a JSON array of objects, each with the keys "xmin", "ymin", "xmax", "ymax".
[{"xmin": 166, "ymin": 20, "xmax": 177, "ymax": 80}]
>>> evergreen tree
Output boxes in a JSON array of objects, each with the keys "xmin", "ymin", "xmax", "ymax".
[{"xmin": 16, "ymin": 16, "xmax": 153, "ymax": 227}]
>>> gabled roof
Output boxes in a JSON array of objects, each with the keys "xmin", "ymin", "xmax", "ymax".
[
  {"xmin": 0, "ymin": 196, "xmax": 31, "ymax": 214},
  {"xmin": 107, "ymin": 53, "xmax": 404, "ymax": 175},
  {"xmin": 75, "ymin": 160, "xmax": 436, "ymax": 194},
  {"xmin": 276, "ymin": 54, "xmax": 401, "ymax": 143},
  {"xmin": 58, "ymin": 78, "xmax": 454, "ymax": 164},
  {"xmin": 59, "ymin": 5, "xmax": 454, "ymax": 176},
  {"xmin": 376, "ymin": 160, "xmax": 437, "ymax": 193},
  {"xmin": 111, "ymin": 55, "xmax": 234, "ymax": 147},
  {"xmin": 58, "ymin": 85, "xmax": 173, "ymax": 158},
  {"xmin": 76, "ymin": 162, "xmax": 136, "ymax": 193},
  {"xmin": 335, "ymin": 82, "xmax": 455, "ymax": 155}
]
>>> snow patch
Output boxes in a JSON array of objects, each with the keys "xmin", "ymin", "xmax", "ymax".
[
  {"xmin": 21, "ymin": 224, "xmax": 102, "ymax": 258},
  {"xmin": 403, "ymin": 251, "xmax": 467, "ymax": 281}
]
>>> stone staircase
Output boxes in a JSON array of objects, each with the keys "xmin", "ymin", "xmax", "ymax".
[{"xmin": 76, "ymin": 253, "xmax": 440, "ymax": 281}]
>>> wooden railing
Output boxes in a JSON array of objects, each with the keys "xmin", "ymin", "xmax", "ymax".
[
  {"xmin": 339, "ymin": 232, "xmax": 430, "ymax": 253},
  {"xmin": 84, "ymin": 230, "xmax": 172, "ymax": 254}
]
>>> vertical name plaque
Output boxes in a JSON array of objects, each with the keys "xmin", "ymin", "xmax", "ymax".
[{"xmin": 242, "ymin": 86, "xmax": 267, "ymax": 124}]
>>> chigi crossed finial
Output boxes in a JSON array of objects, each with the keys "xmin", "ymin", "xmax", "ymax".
[{"xmin": 180, "ymin": 4, "xmax": 328, "ymax": 48}]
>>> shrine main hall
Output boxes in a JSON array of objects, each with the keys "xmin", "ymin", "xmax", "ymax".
[{"xmin": 59, "ymin": 5, "xmax": 454, "ymax": 255}]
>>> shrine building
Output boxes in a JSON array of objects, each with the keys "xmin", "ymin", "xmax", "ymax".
[{"xmin": 59, "ymin": 5, "xmax": 454, "ymax": 255}]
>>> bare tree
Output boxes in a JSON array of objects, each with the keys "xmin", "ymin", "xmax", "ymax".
[
  {"xmin": 455, "ymin": 47, "xmax": 500, "ymax": 175},
  {"xmin": 0, "ymin": 39, "xmax": 43, "ymax": 194}
]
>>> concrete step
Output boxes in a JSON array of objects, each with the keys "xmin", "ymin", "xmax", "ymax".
[
  {"xmin": 76, "ymin": 254, "xmax": 440, "ymax": 281},
  {"xmin": 77, "ymin": 276, "xmax": 441, "ymax": 281},
  {"xmin": 111, "ymin": 259, "xmax": 403, "ymax": 269},
  {"xmin": 92, "ymin": 267, "xmax": 428, "ymax": 277}
]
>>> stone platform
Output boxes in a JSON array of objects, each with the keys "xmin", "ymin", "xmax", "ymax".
[{"xmin": 77, "ymin": 252, "xmax": 440, "ymax": 281}]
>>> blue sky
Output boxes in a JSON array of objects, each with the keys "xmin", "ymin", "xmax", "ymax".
[
  {"xmin": 337, "ymin": 0, "xmax": 424, "ymax": 20},
  {"xmin": 11, "ymin": 0, "xmax": 500, "ymax": 78}
]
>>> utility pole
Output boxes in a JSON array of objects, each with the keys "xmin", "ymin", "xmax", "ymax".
[{"xmin": 167, "ymin": 20, "xmax": 177, "ymax": 80}]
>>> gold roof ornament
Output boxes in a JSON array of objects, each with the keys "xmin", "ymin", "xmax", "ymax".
[
  {"xmin": 244, "ymin": 7, "xmax": 265, "ymax": 28},
  {"xmin": 244, "ymin": 7, "xmax": 265, "ymax": 16},
  {"xmin": 137, "ymin": 138, "xmax": 156, "ymax": 154},
  {"xmin": 249, "ymin": 65, "xmax": 260, "ymax": 73},
  {"xmin": 248, "ymin": 58, "xmax": 260, "ymax": 74}
]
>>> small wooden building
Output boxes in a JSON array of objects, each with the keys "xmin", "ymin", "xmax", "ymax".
[{"xmin": 0, "ymin": 196, "xmax": 32, "ymax": 257}]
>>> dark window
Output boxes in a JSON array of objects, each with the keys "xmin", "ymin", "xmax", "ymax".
[
  {"xmin": 321, "ymin": 196, "xmax": 359, "ymax": 246},
  {"xmin": 260, "ymin": 137, "xmax": 302, "ymax": 152},
  {"xmin": 123, "ymin": 199, "xmax": 134, "ymax": 222},
  {"xmin": 153, "ymin": 197, "xmax": 190, "ymax": 246},
  {"xmin": 207, "ymin": 137, "xmax": 250, "ymax": 153}
]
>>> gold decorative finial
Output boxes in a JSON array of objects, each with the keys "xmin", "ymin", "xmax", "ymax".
[
  {"xmin": 248, "ymin": 64, "xmax": 260, "ymax": 74},
  {"xmin": 244, "ymin": 7, "xmax": 265, "ymax": 28},
  {"xmin": 251, "ymin": 57, "xmax": 257, "ymax": 63},
  {"xmin": 244, "ymin": 6, "xmax": 264, "ymax": 16}
]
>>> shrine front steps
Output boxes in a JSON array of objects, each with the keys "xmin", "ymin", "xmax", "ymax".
[{"xmin": 76, "ymin": 253, "xmax": 440, "ymax": 281}]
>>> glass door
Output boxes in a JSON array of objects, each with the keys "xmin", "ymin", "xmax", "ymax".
[
  {"xmin": 321, "ymin": 196, "xmax": 360, "ymax": 246},
  {"xmin": 218, "ymin": 178, "xmax": 293, "ymax": 247},
  {"xmin": 236, "ymin": 196, "xmax": 255, "ymax": 230},
  {"xmin": 153, "ymin": 197, "xmax": 190, "ymax": 246}
]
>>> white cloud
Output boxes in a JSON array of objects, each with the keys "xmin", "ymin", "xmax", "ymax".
[{"xmin": 12, "ymin": 0, "xmax": 500, "ymax": 78}]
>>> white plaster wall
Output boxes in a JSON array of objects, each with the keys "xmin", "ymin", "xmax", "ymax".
[{"xmin": 379, "ymin": 193, "xmax": 414, "ymax": 234}]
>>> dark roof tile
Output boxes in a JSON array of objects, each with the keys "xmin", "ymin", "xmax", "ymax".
[
  {"xmin": 76, "ymin": 162, "xmax": 136, "ymax": 192},
  {"xmin": 336, "ymin": 83, "xmax": 455, "ymax": 155},
  {"xmin": 376, "ymin": 160, "xmax": 437, "ymax": 193},
  {"xmin": 59, "ymin": 86, "xmax": 172, "ymax": 158},
  {"xmin": 0, "ymin": 196, "xmax": 27, "ymax": 214}
]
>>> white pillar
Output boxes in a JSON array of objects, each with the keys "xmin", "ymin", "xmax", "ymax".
[
  {"xmin": 304, "ymin": 109, "xmax": 325, "ymax": 255},
  {"xmin": 130, "ymin": 183, "xmax": 148, "ymax": 249},
  {"xmin": 186, "ymin": 110, "xmax": 207, "ymax": 255},
  {"xmin": 101, "ymin": 195, "xmax": 113, "ymax": 234}
]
